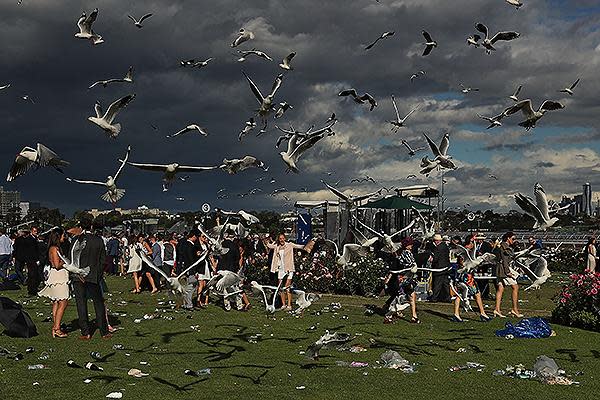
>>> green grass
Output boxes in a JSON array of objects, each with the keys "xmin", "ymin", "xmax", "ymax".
[{"xmin": 1, "ymin": 274, "xmax": 600, "ymax": 400}]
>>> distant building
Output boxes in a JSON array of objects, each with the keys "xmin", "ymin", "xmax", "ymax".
[
  {"xmin": 87, "ymin": 205, "xmax": 170, "ymax": 218},
  {"xmin": 0, "ymin": 186, "xmax": 20, "ymax": 216},
  {"xmin": 19, "ymin": 201, "xmax": 41, "ymax": 219},
  {"xmin": 583, "ymin": 183, "xmax": 593, "ymax": 216}
]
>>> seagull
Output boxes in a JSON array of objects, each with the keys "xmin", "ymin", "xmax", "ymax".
[
  {"xmin": 219, "ymin": 155, "xmax": 265, "ymax": 174},
  {"xmin": 124, "ymin": 161, "xmax": 217, "ymax": 191},
  {"xmin": 176, "ymin": 197, "xmax": 185, "ymax": 201},
  {"xmin": 237, "ymin": 49, "xmax": 272, "ymax": 62},
  {"xmin": 167, "ymin": 124, "xmax": 208, "ymax": 138},
  {"xmin": 558, "ymin": 78, "xmax": 580, "ymax": 96},
  {"xmin": 127, "ymin": 13, "xmax": 153, "ymax": 28},
  {"xmin": 389, "ymin": 95, "xmax": 419, "ymax": 131},
  {"xmin": 0, "ymin": 84, "xmax": 11, "ymax": 90},
  {"xmin": 75, "ymin": 8, "xmax": 104, "ymax": 45},
  {"xmin": 460, "ymin": 84, "xmax": 479, "ymax": 94},
  {"xmin": 21, "ymin": 95, "xmax": 34, "ymax": 104},
  {"xmin": 88, "ymin": 94, "xmax": 136, "ymax": 138},
  {"xmin": 502, "ymin": 99, "xmax": 564, "ymax": 131},
  {"xmin": 514, "ymin": 182, "xmax": 559, "ymax": 230},
  {"xmin": 411, "ymin": 206, "xmax": 435, "ymax": 240},
  {"xmin": 279, "ymin": 52, "xmax": 296, "ymax": 70},
  {"xmin": 477, "ymin": 113, "xmax": 504, "ymax": 129},
  {"xmin": 243, "ymin": 72, "xmax": 284, "ymax": 129},
  {"xmin": 364, "ymin": 31, "xmax": 394, "ymax": 50},
  {"xmin": 322, "ymin": 180, "xmax": 381, "ymax": 209},
  {"xmin": 451, "ymin": 245, "xmax": 496, "ymax": 273},
  {"xmin": 138, "ymin": 248, "xmax": 207, "ymax": 296},
  {"xmin": 231, "ymin": 28, "xmax": 254, "ymax": 47},
  {"xmin": 198, "ymin": 224, "xmax": 230, "ymax": 256},
  {"xmin": 466, "ymin": 34, "xmax": 481, "ymax": 47},
  {"xmin": 509, "ymin": 84, "xmax": 523, "ymax": 102},
  {"xmin": 203, "ymin": 270, "xmax": 244, "ymax": 298},
  {"xmin": 475, "ymin": 23, "xmax": 520, "ymax": 54},
  {"xmin": 406, "ymin": 174, "xmax": 417, "ymax": 180},
  {"xmin": 275, "ymin": 102, "xmax": 293, "ymax": 119},
  {"xmin": 251, "ymin": 278, "xmax": 288, "ymax": 314},
  {"xmin": 421, "ymin": 30, "xmax": 437, "ymax": 56},
  {"xmin": 326, "ymin": 113, "xmax": 337, "ymax": 123},
  {"xmin": 322, "ymin": 238, "xmax": 376, "ymax": 268},
  {"xmin": 423, "ymin": 132, "xmax": 457, "ymax": 170},
  {"xmin": 66, "ymin": 146, "xmax": 131, "ymax": 204},
  {"xmin": 192, "ymin": 58, "xmax": 214, "ymax": 68},
  {"xmin": 410, "ymin": 70, "xmax": 426, "ymax": 82},
  {"xmin": 305, "ymin": 331, "xmax": 352, "ymax": 360},
  {"xmin": 279, "ymin": 121, "xmax": 336, "ymax": 172},
  {"xmin": 488, "ymin": 174, "xmax": 498, "ymax": 180},
  {"xmin": 515, "ymin": 256, "xmax": 550, "ymax": 291},
  {"xmin": 338, "ymin": 89, "xmax": 377, "ymax": 111},
  {"xmin": 401, "ymin": 140, "xmax": 425, "ymax": 156},
  {"xmin": 216, "ymin": 209, "xmax": 260, "ymax": 224},
  {"xmin": 292, "ymin": 289, "xmax": 321, "ymax": 315},
  {"xmin": 419, "ymin": 156, "xmax": 439, "ymax": 176},
  {"xmin": 238, "ymin": 117, "xmax": 257, "ymax": 141},
  {"xmin": 89, "ymin": 66, "xmax": 134, "ymax": 89},
  {"xmin": 57, "ymin": 237, "xmax": 90, "ymax": 276},
  {"xmin": 7, "ymin": 143, "xmax": 69, "ymax": 182},
  {"xmin": 505, "ymin": 0, "xmax": 524, "ymax": 9}
]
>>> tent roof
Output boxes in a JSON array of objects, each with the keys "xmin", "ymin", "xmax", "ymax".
[{"xmin": 361, "ymin": 195, "xmax": 433, "ymax": 210}]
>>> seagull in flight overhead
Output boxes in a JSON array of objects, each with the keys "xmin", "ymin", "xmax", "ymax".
[
  {"xmin": 421, "ymin": 30, "xmax": 437, "ymax": 56},
  {"xmin": 514, "ymin": 182, "xmax": 559, "ymax": 230},
  {"xmin": 509, "ymin": 84, "xmax": 523, "ymax": 102},
  {"xmin": 338, "ymin": 89, "xmax": 377, "ymax": 111},
  {"xmin": 558, "ymin": 78, "xmax": 580, "ymax": 96},
  {"xmin": 279, "ymin": 52, "xmax": 296, "ymax": 70},
  {"xmin": 477, "ymin": 113, "xmax": 504, "ymax": 129},
  {"xmin": 475, "ymin": 23, "xmax": 520, "ymax": 54},
  {"xmin": 238, "ymin": 117, "xmax": 257, "ymax": 141},
  {"xmin": 410, "ymin": 70, "xmax": 426, "ymax": 82},
  {"xmin": 127, "ymin": 13, "xmax": 153, "ymax": 28},
  {"xmin": 231, "ymin": 28, "xmax": 254, "ymax": 47},
  {"xmin": 364, "ymin": 31, "xmax": 394, "ymax": 50},
  {"xmin": 401, "ymin": 140, "xmax": 425, "ymax": 156},
  {"xmin": 460, "ymin": 84, "xmax": 479, "ymax": 94},
  {"xmin": 124, "ymin": 160, "xmax": 217, "ymax": 191},
  {"xmin": 423, "ymin": 132, "xmax": 457, "ymax": 170},
  {"xmin": 88, "ymin": 94, "xmax": 136, "ymax": 138},
  {"xmin": 389, "ymin": 95, "xmax": 419, "ymax": 131},
  {"xmin": 279, "ymin": 121, "xmax": 336, "ymax": 172},
  {"xmin": 275, "ymin": 102, "xmax": 293, "ymax": 119},
  {"xmin": 89, "ymin": 66, "xmax": 134, "ymax": 89},
  {"xmin": 237, "ymin": 49, "xmax": 273, "ymax": 62},
  {"xmin": 354, "ymin": 216, "xmax": 416, "ymax": 253},
  {"xmin": 322, "ymin": 180, "xmax": 381, "ymax": 209},
  {"xmin": 243, "ymin": 71, "xmax": 284, "ymax": 131},
  {"xmin": 466, "ymin": 34, "xmax": 481, "ymax": 47},
  {"xmin": 505, "ymin": 0, "xmax": 524, "ymax": 9},
  {"xmin": 419, "ymin": 156, "xmax": 439, "ymax": 176},
  {"xmin": 7, "ymin": 143, "xmax": 69, "ymax": 182},
  {"xmin": 75, "ymin": 8, "xmax": 104, "ymax": 45},
  {"xmin": 0, "ymin": 84, "xmax": 11, "ymax": 90},
  {"xmin": 167, "ymin": 124, "xmax": 209, "ymax": 138},
  {"xmin": 66, "ymin": 146, "xmax": 131, "ymax": 204},
  {"xmin": 219, "ymin": 156, "xmax": 265, "ymax": 174},
  {"xmin": 502, "ymin": 99, "xmax": 564, "ymax": 131}
]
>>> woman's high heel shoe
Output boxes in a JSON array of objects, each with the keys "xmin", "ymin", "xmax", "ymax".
[
  {"xmin": 52, "ymin": 328, "xmax": 68, "ymax": 338},
  {"xmin": 508, "ymin": 310, "xmax": 524, "ymax": 318},
  {"xmin": 480, "ymin": 314, "xmax": 493, "ymax": 322},
  {"xmin": 493, "ymin": 310, "xmax": 506, "ymax": 318}
]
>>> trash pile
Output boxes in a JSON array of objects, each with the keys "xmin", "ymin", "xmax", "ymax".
[
  {"xmin": 378, "ymin": 350, "xmax": 416, "ymax": 373},
  {"xmin": 493, "ymin": 356, "xmax": 579, "ymax": 386},
  {"xmin": 448, "ymin": 362, "xmax": 485, "ymax": 372}
]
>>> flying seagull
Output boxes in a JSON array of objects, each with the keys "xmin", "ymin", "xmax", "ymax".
[
  {"xmin": 243, "ymin": 71, "xmax": 284, "ymax": 130},
  {"xmin": 322, "ymin": 237, "xmax": 377, "ymax": 269},
  {"xmin": 475, "ymin": 23, "xmax": 520, "ymax": 54},
  {"xmin": 58, "ymin": 238, "xmax": 90, "ymax": 276},
  {"xmin": 124, "ymin": 161, "xmax": 217, "ymax": 191},
  {"xmin": 167, "ymin": 124, "xmax": 208, "ymax": 138},
  {"xmin": 275, "ymin": 102, "xmax": 293, "ymax": 119},
  {"xmin": 451, "ymin": 244, "xmax": 496, "ymax": 273},
  {"xmin": 0, "ymin": 84, "xmax": 11, "ymax": 90},
  {"xmin": 365, "ymin": 31, "xmax": 394, "ymax": 50},
  {"xmin": 7, "ymin": 143, "xmax": 69, "ymax": 182},
  {"xmin": 251, "ymin": 278, "xmax": 288, "ymax": 314},
  {"xmin": 279, "ymin": 52, "xmax": 296, "ymax": 70},
  {"xmin": 138, "ymin": 248, "xmax": 207, "ymax": 296},
  {"xmin": 411, "ymin": 206, "xmax": 435, "ymax": 240},
  {"xmin": 477, "ymin": 113, "xmax": 504, "ymax": 129},
  {"xmin": 127, "ymin": 13, "xmax": 153, "ymax": 28},
  {"xmin": 88, "ymin": 94, "xmax": 136, "ymax": 138},
  {"xmin": 389, "ymin": 95, "xmax": 419, "ymax": 131},
  {"xmin": 509, "ymin": 84, "xmax": 523, "ymax": 102},
  {"xmin": 505, "ymin": 0, "xmax": 524, "ymax": 9},
  {"xmin": 502, "ymin": 99, "xmax": 564, "ymax": 131},
  {"xmin": 467, "ymin": 34, "xmax": 481, "ymax": 47},
  {"xmin": 75, "ymin": 8, "xmax": 104, "ymax": 45},
  {"xmin": 305, "ymin": 331, "xmax": 352, "ymax": 360},
  {"xmin": 279, "ymin": 122, "xmax": 336, "ymax": 172},
  {"xmin": 423, "ymin": 132, "xmax": 457, "ymax": 170},
  {"xmin": 237, "ymin": 49, "xmax": 272, "ymax": 62},
  {"xmin": 238, "ymin": 117, "xmax": 257, "ymax": 141},
  {"xmin": 401, "ymin": 140, "xmax": 425, "ymax": 156},
  {"xmin": 460, "ymin": 84, "xmax": 479, "ymax": 94},
  {"xmin": 410, "ymin": 70, "xmax": 426, "ymax": 82},
  {"xmin": 66, "ymin": 146, "xmax": 131, "ymax": 204},
  {"xmin": 215, "ymin": 209, "xmax": 260, "ymax": 224},
  {"xmin": 421, "ymin": 30, "xmax": 437, "ymax": 56},
  {"xmin": 231, "ymin": 28, "xmax": 254, "ymax": 47},
  {"xmin": 516, "ymin": 256, "xmax": 550, "ymax": 291},
  {"xmin": 338, "ymin": 89, "xmax": 377, "ymax": 111},
  {"xmin": 292, "ymin": 289, "xmax": 321, "ymax": 315},
  {"xmin": 322, "ymin": 180, "xmax": 381, "ymax": 209},
  {"xmin": 89, "ymin": 66, "xmax": 134, "ymax": 89},
  {"xmin": 514, "ymin": 182, "xmax": 559, "ymax": 230},
  {"xmin": 354, "ymin": 217, "xmax": 416, "ymax": 253},
  {"xmin": 558, "ymin": 78, "xmax": 580, "ymax": 96},
  {"xmin": 219, "ymin": 156, "xmax": 265, "ymax": 174},
  {"xmin": 419, "ymin": 156, "xmax": 439, "ymax": 176},
  {"xmin": 180, "ymin": 58, "xmax": 214, "ymax": 68}
]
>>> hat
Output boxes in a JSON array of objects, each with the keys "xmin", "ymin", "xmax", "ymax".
[
  {"xmin": 401, "ymin": 237, "xmax": 414, "ymax": 248},
  {"xmin": 432, "ymin": 233, "xmax": 443, "ymax": 241}
]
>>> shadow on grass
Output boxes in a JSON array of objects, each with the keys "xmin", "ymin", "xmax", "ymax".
[
  {"xmin": 153, "ymin": 376, "xmax": 208, "ymax": 391},
  {"xmin": 230, "ymin": 369, "xmax": 269, "ymax": 385},
  {"xmin": 161, "ymin": 330, "xmax": 193, "ymax": 343},
  {"xmin": 85, "ymin": 375, "xmax": 120, "ymax": 384}
]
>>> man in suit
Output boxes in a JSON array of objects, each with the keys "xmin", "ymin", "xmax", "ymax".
[
  {"xmin": 13, "ymin": 227, "xmax": 42, "ymax": 296},
  {"xmin": 72, "ymin": 218, "xmax": 111, "ymax": 339},
  {"xmin": 176, "ymin": 229, "xmax": 199, "ymax": 309},
  {"xmin": 429, "ymin": 233, "xmax": 451, "ymax": 302},
  {"xmin": 219, "ymin": 230, "xmax": 240, "ymax": 272}
]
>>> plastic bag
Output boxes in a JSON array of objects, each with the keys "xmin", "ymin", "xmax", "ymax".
[
  {"xmin": 533, "ymin": 355, "xmax": 559, "ymax": 380},
  {"xmin": 495, "ymin": 317, "xmax": 552, "ymax": 339}
]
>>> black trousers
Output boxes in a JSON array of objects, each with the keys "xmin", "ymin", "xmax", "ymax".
[
  {"xmin": 72, "ymin": 280, "xmax": 108, "ymax": 336},
  {"xmin": 430, "ymin": 273, "xmax": 451, "ymax": 302},
  {"xmin": 26, "ymin": 261, "xmax": 41, "ymax": 295}
]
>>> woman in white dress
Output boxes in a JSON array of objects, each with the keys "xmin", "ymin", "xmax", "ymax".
[
  {"xmin": 586, "ymin": 237, "xmax": 597, "ymax": 273},
  {"xmin": 196, "ymin": 234, "xmax": 213, "ymax": 307},
  {"xmin": 38, "ymin": 228, "xmax": 70, "ymax": 338},
  {"xmin": 127, "ymin": 234, "xmax": 144, "ymax": 293}
]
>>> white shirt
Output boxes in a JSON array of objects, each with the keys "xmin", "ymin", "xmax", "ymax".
[
  {"xmin": 278, "ymin": 249, "xmax": 285, "ymax": 269},
  {"xmin": 0, "ymin": 234, "xmax": 12, "ymax": 255}
]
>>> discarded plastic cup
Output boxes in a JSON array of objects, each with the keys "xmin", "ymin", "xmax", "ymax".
[{"xmin": 28, "ymin": 364, "xmax": 46, "ymax": 370}]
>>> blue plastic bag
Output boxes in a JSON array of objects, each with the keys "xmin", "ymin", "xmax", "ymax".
[{"xmin": 495, "ymin": 317, "xmax": 552, "ymax": 339}]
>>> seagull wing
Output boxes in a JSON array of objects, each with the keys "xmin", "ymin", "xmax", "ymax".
[
  {"xmin": 570, "ymin": 78, "xmax": 580, "ymax": 90},
  {"xmin": 103, "ymin": 94, "xmax": 135, "ymax": 124},
  {"xmin": 504, "ymin": 99, "xmax": 534, "ymax": 118},
  {"xmin": 176, "ymin": 165, "xmax": 218, "ymax": 173},
  {"xmin": 490, "ymin": 31, "xmax": 520, "ymax": 44},
  {"xmin": 539, "ymin": 100, "xmax": 564, "ymax": 112},
  {"xmin": 423, "ymin": 132, "xmax": 441, "ymax": 157},
  {"xmin": 514, "ymin": 193, "xmax": 545, "ymax": 223},
  {"xmin": 475, "ymin": 23, "xmax": 488, "ymax": 39},
  {"xmin": 322, "ymin": 180, "xmax": 350, "ymax": 202},
  {"xmin": 36, "ymin": 143, "xmax": 67, "ymax": 170},
  {"xmin": 168, "ymin": 126, "xmax": 191, "ymax": 138},
  {"xmin": 269, "ymin": 74, "xmax": 283, "ymax": 98},
  {"xmin": 136, "ymin": 248, "xmax": 170, "ymax": 281},
  {"xmin": 388, "ymin": 219, "xmax": 416, "ymax": 239},
  {"xmin": 139, "ymin": 13, "xmax": 153, "ymax": 23},
  {"xmin": 439, "ymin": 133, "xmax": 450, "ymax": 156},
  {"xmin": 533, "ymin": 183, "xmax": 551, "ymax": 221},
  {"xmin": 513, "ymin": 84, "xmax": 522, "ymax": 97},
  {"xmin": 338, "ymin": 89, "xmax": 358, "ymax": 99},
  {"xmin": 127, "ymin": 15, "xmax": 137, "ymax": 23},
  {"xmin": 403, "ymin": 105, "xmax": 419, "ymax": 121},
  {"xmin": 421, "ymin": 30, "xmax": 433, "ymax": 42},
  {"xmin": 283, "ymin": 52, "xmax": 296, "ymax": 64},
  {"xmin": 364, "ymin": 36, "xmax": 381, "ymax": 50},
  {"xmin": 390, "ymin": 95, "xmax": 401, "ymax": 120},
  {"xmin": 242, "ymin": 72, "xmax": 264, "ymax": 104},
  {"xmin": 67, "ymin": 178, "xmax": 105, "ymax": 186},
  {"xmin": 7, "ymin": 152, "xmax": 35, "ymax": 181},
  {"xmin": 289, "ymin": 133, "xmax": 325, "ymax": 162},
  {"xmin": 126, "ymin": 161, "xmax": 169, "ymax": 171},
  {"xmin": 114, "ymin": 146, "xmax": 131, "ymax": 180},
  {"xmin": 94, "ymin": 101, "xmax": 103, "ymax": 118},
  {"xmin": 354, "ymin": 217, "xmax": 383, "ymax": 239}
]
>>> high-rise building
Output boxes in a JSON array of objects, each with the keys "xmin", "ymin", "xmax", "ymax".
[
  {"xmin": 583, "ymin": 182, "xmax": 593, "ymax": 216},
  {"xmin": 0, "ymin": 186, "xmax": 20, "ymax": 216}
]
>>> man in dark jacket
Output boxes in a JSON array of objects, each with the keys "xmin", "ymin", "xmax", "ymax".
[
  {"xmin": 13, "ymin": 227, "xmax": 43, "ymax": 295},
  {"xmin": 429, "ymin": 233, "xmax": 451, "ymax": 302},
  {"xmin": 72, "ymin": 219, "xmax": 110, "ymax": 339},
  {"xmin": 176, "ymin": 229, "xmax": 199, "ymax": 309},
  {"xmin": 219, "ymin": 230, "xmax": 240, "ymax": 272}
]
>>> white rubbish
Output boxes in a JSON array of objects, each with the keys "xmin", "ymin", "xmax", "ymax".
[{"xmin": 106, "ymin": 392, "xmax": 123, "ymax": 399}]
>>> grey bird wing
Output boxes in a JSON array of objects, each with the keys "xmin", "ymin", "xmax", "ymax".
[
  {"xmin": 338, "ymin": 89, "xmax": 358, "ymax": 98},
  {"xmin": 104, "ymin": 94, "xmax": 135, "ymax": 124},
  {"xmin": 515, "ymin": 193, "xmax": 545, "ymax": 223},
  {"xmin": 139, "ymin": 13, "xmax": 153, "ymax": 23},
  {"xmin": 475, "ymin": 23, "xmax": 488, "ymax": 39},
  {"xmin": 490, "ymin": 31, "xmax": 520, "ymax": 44},
  {"xmin": 570, "ymin": 78, "xmax": 580, "ymax": 90},
  {"xmin": 114, "ymin": 146, "xmax": 131, "ymax": 180},
  {"xmin": 439, "ymin": 133, "xmax": 450, "ymax": 156},
  {"xmin": 423, "ymin": 132, "xmax": 442, "ymax": 157},
  {"xmin": 269, "ymin": 74, "xmax": 283, "ymax": 97},
  {"xmin": 421, "ymin": 30, "xmax": 434, "ymax": 42},
  {"xmin": 322, "ymin": 180, "xmax": 350, "ymax": 202},
  {"xmin": 533, "ymin": 183, "xmax": 551, "ymax": 220},
  {"xmin": 174, "ymin": 165, "xmax": 218, "ymax": 173},
  {"xmin": 504, "ymin": 99, "xmax": 534, "ymax": 118},
  {"xmin": 125, "ymin": 161, "xmax": 168, "ymax": 171},
  {"xmin": 243, "ymin": 72, "xmax": 264, "ymax": 104},
  {"xmin": 539, "ymin": 100, "xmax": 564, "ymax": 112}
]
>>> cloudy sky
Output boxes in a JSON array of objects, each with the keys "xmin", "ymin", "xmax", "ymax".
[{"xmin": 1, "ymin": 0, "xmax": 600, "ymax": 216}]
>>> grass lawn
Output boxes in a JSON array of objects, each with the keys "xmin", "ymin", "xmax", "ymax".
[{"xmin": 1, "ymin": 274, "xmax": 599, "ymax": 400}]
